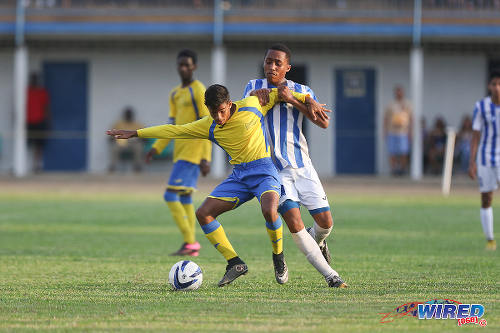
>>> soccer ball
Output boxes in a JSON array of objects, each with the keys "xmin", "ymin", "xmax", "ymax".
[{"xmin": 168, "ymin": 260, "xmax": 203, "ymax": 291}]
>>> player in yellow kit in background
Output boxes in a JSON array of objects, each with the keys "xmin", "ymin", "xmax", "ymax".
[
  {"xmin": 145, "ymin": 49, "xmax": 212, "ymax": 257},
  {"xmin": 108, "ymin": 84, "xmax": 330, "ymax": 287}
]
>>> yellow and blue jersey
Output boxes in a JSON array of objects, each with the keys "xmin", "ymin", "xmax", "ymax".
[
  {"xmin": 138, "ymin": 89, "xmax": 308, "ymax": 165},
  {"xmin": 151, "ymin": 79, "xmax": 212, "ymax": 164}
]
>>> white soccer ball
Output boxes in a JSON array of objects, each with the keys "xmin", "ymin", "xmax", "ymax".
[{"xmin": 168, "ymin": 260, "xmax": 203, "ymax": 291}]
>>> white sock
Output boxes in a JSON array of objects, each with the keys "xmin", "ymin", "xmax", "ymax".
[
  {"xmin": 480, "ymin": 207, "xmax": 494, "ymax": 241},
  {"xmin": 309, "ymin": 221, "xmax": 332, "ymax": 245},
  {"xmin": 291, "ymin": 228, "xmax": 338, "ymax": 278}
]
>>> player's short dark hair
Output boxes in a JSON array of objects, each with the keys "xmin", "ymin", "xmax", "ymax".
[
  {"xmin": 205, "ymin": 84, "xmax": 230, "ymax": 109},
  {"xmin": 177, "ymin": 49, "xmax": 197, "ymax": 65},
  {"xmin": 489, "ymin": 71, "xmax": 500, "ymax": 82},
  {"xmin": 266, "ymin": 43, "xmax": 292, "ymax": 62}
]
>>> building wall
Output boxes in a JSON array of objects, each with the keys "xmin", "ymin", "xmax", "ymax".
[{"xmin": 0, "ymin": 47, "xmax": 488, "ymax": 176}]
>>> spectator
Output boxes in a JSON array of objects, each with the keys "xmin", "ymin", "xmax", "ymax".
[
  {"xmin": 456, "ymin": 115, "xmax": 473, "ymax": 173},
  {"xmin": 109, "ymin": 107, "xmax": 144, "ymax": 172},
  {"xmin": 384, "ymin": 85, "xmax": 413, "ymax": 176},
  {"xmin": 427, "ymin": 117, "xmax": 447, "ymax": 174},
  {"xmin": 26, "ymin": 72, "xmax": 50, "ymax": 173}
]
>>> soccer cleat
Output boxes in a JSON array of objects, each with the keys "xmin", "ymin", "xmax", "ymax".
[
  {"xmin": 170, "ymin": 242, "xmax": 201, "ymax": 256},
  {"xmin": 307, "ymin": 227, "xmax": 332, "ymax": 265},
  {"xmin": 326, "ymin": 275, "xmax": 348, "ymax": 288},
  {"xmin": 319, "ymin": 240, "xmax": 332, "ymax": 265},
  {"xmin": 218, "ymin": 262, "xmax": 248, "ymax": 287},
  {"xmin": 272, "ymin": 252, "xmax": 288, "ymax": 284},
  {"xmin": 486, "ymin": 239, "xmax": 497, "ymax": 251}
]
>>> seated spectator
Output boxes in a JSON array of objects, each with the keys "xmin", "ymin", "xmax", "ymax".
[
  {"xmin": 456, "ymin": 115, "xmax": 473, "ymax": 173},
  {"xmin": 427, "ymin": 117, "xmax": 447, "ymax": 174},
  {"xmin": 109, "ymin": 107, "xmax": 144, "ymax": 172}
]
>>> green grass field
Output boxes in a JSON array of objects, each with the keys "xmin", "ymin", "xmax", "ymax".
[{"xmin": 0, "ymin": 185, "xmax": 498, "ymax": 332}]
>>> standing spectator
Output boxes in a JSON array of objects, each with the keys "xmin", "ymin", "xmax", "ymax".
[
  {"xmin": 109, "ymin": 107, "xmax": 144, "ymax": 172},
  {"xmin": 456, "ymin": 115, "xmax": 473, "ymax": 173},
  {"xmin": 384, "ymin": 85, "xmax": 413, "ymax": 175},
  {"xmin": 427, "ymin": 117, "xmax": 447, "ymax": 174},
  {"xmin": 26, "ymin": 72, "xmax": 50, "ymax": 173}
]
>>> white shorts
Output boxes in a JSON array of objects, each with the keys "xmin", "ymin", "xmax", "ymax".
[
  {"xmin": 478, "ymin": 164, "xmax": 500, "ymax": 193},
  {"xmin": 279, "ymin": 162, "xmax": 329, "ymax": 211}
]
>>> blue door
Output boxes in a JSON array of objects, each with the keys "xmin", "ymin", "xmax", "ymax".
[
  {"xmin": 43, "ymin": 62, "xmax": 88, "ymax": 171},
  {"xmin": 335, "ymin": 68, "xmax": 376, "ymax": 174}
]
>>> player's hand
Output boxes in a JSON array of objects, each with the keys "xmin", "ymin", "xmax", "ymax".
[
  {"xmin": 200, "ymin": 159, "xmax": 210, "ymax": 177},
  {"xmin": 145, "ymin": 148, "xmax": 157, "ymax": 164},
  {"xmin": 250, "ymin": 89, "xmax": 271, "ymax": 106},
  {"xmin": 468, "ymin": 161, "xmax": 477, "ymax": 180},
  {"xmin": 106, "ymin": 129, "xmax": 137, "ymax": 139},
  {"xmin": 277, "ymin": 84, "xmax": 294, "ymax": 103},
  {"xmin": 305, "ymin": 97, "xmax": 332, "ymax": 122}
]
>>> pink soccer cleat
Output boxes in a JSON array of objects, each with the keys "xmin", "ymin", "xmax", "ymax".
[{"xmin": 170, "ymin": 242, "xmax": 201, "ymax": 256}]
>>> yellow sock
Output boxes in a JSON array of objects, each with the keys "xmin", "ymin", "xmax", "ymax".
[
  {"xmin": 166, "ymin": 201, "xmax": 192, "ymax": 244},
  {"xmin": 201, "ymin": 219, "xmax": 237, "ymax": 260},
  {"xmin": 266, "ymin": 217, "xmax": 283, "ymax": 254},
  {"xmin": 180, "ymin": 194, "xmax": 196, "ymax": 244}
]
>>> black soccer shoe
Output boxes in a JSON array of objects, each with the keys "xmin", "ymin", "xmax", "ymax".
[
  {"xmin": 307, "ymin": 227, "xmax": 332, "ymax": 265},
  {"xmin": 218, "ymin": 260, "xmax": 248, "ymax": 287},
  {"xmin": 272, "ymin": 252, "xmax": 288, "ymax": 284},
  {"xmin": 319, "ymin": 240, "xmax": 332, "ymax": 265},
  {"xmin": 326, "ymin": 275, "xmax": 348, "ymax": 288}
]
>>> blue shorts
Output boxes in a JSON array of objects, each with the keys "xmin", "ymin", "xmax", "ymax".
[
  {"xmin": 209, "ymin": 157, "xmax": 281, "ymax": 209},
  {"xmin": 167, "ymin": 160, "xmax": 200, "ymax": 192},
  {"xmin": 387, "ymin": 134, "xmax": 410, "ymax": 155}
]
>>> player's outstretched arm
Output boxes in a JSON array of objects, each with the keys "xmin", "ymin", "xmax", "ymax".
[{"xmin": 106, "ymin": 129, "xmax": 137, "ymax": 139}]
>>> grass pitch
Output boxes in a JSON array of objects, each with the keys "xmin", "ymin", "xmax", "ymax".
[{"xmin": 0, "ymin": 182, "xmax": 498, "ymax": 332}]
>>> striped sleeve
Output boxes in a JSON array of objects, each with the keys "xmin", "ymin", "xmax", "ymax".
[
  {"xmin": 305, "ymin": 86, "xmax": 319, "ymax": 102},
  {"xmin": 243, "ymin": 80, "xmax": 254, "ymax": 98},
  {"xmin": 472, "ymin": 101, "xmax": 482, "ymax": 131}
]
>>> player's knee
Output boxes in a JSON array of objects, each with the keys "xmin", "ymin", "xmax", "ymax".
[
  {"xmin": 284, "ymin": 215, "xmax": 303, "ymax": 233},
  {"xmin": 195, "ymin": 207, "xmax": 209, "ymax": 224},
  {"xmin": 481, "ymin": 193, "xmax": 493, "ymax": 208},
  {"xmin": 317, "ymin": 213, "xmax": 333, "ymax": 229},
  {"xmin": 261, "ymin": 206, "xmax": 278, "ymax": 222}
]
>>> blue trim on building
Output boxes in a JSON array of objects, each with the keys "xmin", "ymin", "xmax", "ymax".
[{"xmin": 1, "ymin": 21, "xmax": 500, "ymax": 37}]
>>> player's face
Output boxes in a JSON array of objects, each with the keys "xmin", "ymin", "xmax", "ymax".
[
  {"xmin": 489, "ymin": 77, "xmax": 500, "ymax": 100},
  {"xmin": 177, "ymin": 56, "xmax": 196, "ymax": 81},
  {"xmin": 209, "ymin": 101, "xmax": 232, "ymax": 126},
  {"xmin": 263, "ymin": 50, "xmax": 291, "ymax": 86}
]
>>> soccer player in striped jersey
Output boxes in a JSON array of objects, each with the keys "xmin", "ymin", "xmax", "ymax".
[
  {"xmin": 243, "ymin": 44, "xmax": 348, "ymax": 287},
  {"xmin": 469, "ymin": 71, "xmax": 500, "ymax": 251},
  {"xmin": 145, "ymin": 49, "xmax": 212, "ymax": 257},
  {"xmin": 107, "ymin": 84, "xmax": 327, "ymax": 287}
]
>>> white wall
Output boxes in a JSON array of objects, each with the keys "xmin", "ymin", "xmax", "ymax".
[
  {"xmin": 0, "ymin": 47, "xmax": 489, "ymax": 176},
  {"xmin": 423, "ymin": 54, "xmax": 486, "ymax": 130}
]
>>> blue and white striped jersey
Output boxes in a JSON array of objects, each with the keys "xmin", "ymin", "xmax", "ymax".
[
  {"xmin": 243, "ymin": 78, "xmax": 317, "ymax": 170},
  {"xmin": 472, "ymin": 96, "xmax": 500, "ymax": 167}
]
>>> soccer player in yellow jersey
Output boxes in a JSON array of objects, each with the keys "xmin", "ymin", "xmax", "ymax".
[
  {"xmin": 145, "ymin": 50, "xmax": 212, "ymax": 257},
  {"xmin": 108, "ymin": 84, "xmax": 329, "ymax": 286}
]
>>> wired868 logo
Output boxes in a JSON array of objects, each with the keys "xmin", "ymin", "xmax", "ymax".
[{"xmin": 379, "ymin": 299, "xmax": 487, "ymax": 327}]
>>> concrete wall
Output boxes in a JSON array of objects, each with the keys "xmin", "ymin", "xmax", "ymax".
[{"xmin": 0, "ymin": 46, "xmax": 488, "ymax": 176}]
